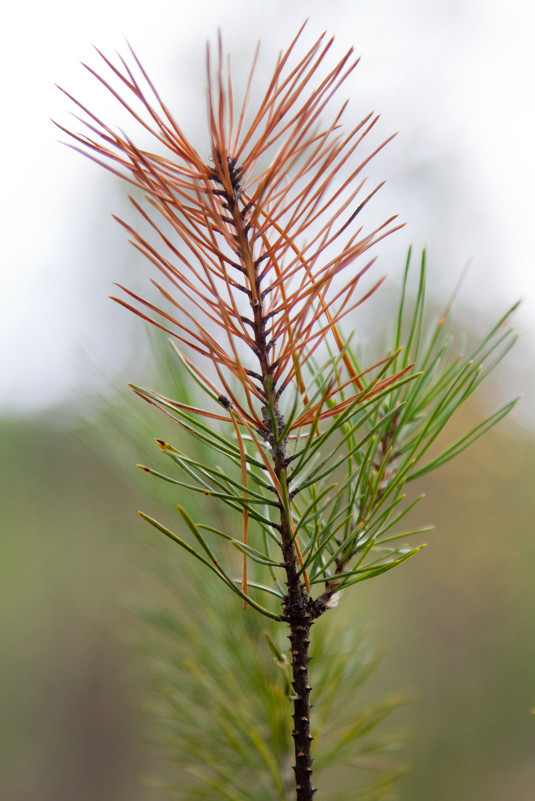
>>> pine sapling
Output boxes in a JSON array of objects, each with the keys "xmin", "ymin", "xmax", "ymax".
[{"xmin": 58, "ymin": 25, "xmax": 517, "ymax": 800}]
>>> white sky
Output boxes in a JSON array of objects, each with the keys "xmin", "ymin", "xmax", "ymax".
[{"xmin": 1, "ymin": 0, "xmax": 534, "ymax": 423}]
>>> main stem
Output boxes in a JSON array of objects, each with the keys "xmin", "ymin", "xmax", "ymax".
[
  {"xmin": 214, "ymin": 154, "xmax": 317, "ymax": 799},
  {"xmin": 272, "ymin": 435, "xmax": 315, "ymax": 801},
  {"xmin": 252, "ymin": 235, "xmax": 317, "ymax": 801}
]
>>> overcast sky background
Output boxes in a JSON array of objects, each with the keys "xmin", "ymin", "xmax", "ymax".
[{"xmin": 1, "ymin": 0, "xmax": 534, "ymax": 425}]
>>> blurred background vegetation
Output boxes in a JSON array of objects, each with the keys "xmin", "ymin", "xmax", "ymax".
[{"xmin": 1, "ymin": 330, "xmax": 533, "ymax": 800}]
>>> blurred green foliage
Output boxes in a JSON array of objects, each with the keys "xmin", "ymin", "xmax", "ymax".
[
  {"xmin": 132, "ymin": 557, "xmax": 407, "ymax": 800},
  {"xmin": 1, "ymin": 384, "xmax": 534, "ymax": 799},
  {"xmin": 0, "ymin": 418, "xmax": 156, "ymax": 801}
]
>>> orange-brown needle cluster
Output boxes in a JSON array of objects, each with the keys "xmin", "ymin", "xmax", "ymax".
[{"xmin": 58, "ymin": 24, "xmax": 406, "ymax": 434}]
